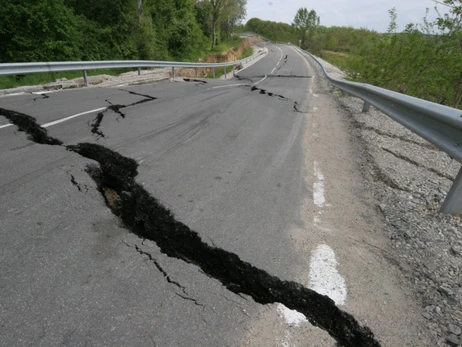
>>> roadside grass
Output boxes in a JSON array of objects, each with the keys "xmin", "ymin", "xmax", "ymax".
[
  {"xmin": 206, "ymin": 36, "xmax": 243, "ymax": 55},
  {"xmin": 319, "ymin": 50, "xmax": 362, "ymax": 79},
  {"xmin": 241, "ymin": 47, "xmax": 254, "ymax": 59},
  {"xmin": 206, "ymin": 66, "xmax": 228, "ymax": 79}
]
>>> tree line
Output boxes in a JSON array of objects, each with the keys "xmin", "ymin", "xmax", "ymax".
[
  {"xmin": 241, "ymin": 1, "xmax": 462, "ymax": 108},
  {"xmin": 0, "ymin": 0, "xmax": 246, "ymax": 63}
]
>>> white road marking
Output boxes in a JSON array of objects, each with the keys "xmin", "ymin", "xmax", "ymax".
[
  {"xmin": 254, "ymin": 75, "xmax": 267, "ymax": 85},
  {"xmin": 0, "ymin": 92, "xmax": 25, "ymax": 98},
  {"xmin": 31, "ymin": 91, "xmax": 51, "ymax": 95},
  {"xmin": 211, "ymin": 84, "xmax": 245, "ymax": 89},
  {"xmin": 314, "ymin": 214, "xmax": 322, "ymax": 225},
  {"xmin": 313, "ymin": 161, "xmax": 325, "ymax": 208},
  {"xmin": 313, "ymin": 107, "xmax": 319, "ymax": 112},
  {"xmin": 42, "ymin": 107, "xmax": 107, "ymax": 128},
  {"xmin": 0, "ymin": 123, "xmax": 13, "ymax": 130},
  {"xmin": 308, "ymin": 244, "xmax": 347, "ymax": 306},
  {"xmin": 277, "ymin": 304, "xmax": 307, "ymax": 326},
  {"xmin": 272, "ymin": 45, "xmax": 284, "ymax": 74}
]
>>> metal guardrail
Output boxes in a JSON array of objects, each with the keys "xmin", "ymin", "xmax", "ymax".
[
  {"xmin": 292, "ymin": 45, "xmax": 462, "ymax": 214},
  {"xmin": 0, "ymin": 51, "xmax": 265, "ymax": 85}
]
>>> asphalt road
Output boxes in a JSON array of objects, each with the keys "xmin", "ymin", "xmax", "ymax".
[{"xmin": 0, "ymin": 45, "xmax": 429, "ymax": 346}]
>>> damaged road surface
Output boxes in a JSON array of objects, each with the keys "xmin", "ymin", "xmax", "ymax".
[{"xmin": 0, "ymin": 44, "xmax": 429, "ymax": 346}]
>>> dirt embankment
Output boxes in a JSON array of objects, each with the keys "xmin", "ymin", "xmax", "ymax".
[{"xmin": 178, "ymin": 36, "xmax": 263, "ymax": 78}]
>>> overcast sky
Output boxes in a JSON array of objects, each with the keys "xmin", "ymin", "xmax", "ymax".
[{"xmin": 245, "ymin": 0, "xmax": 446, "ymax": 33}]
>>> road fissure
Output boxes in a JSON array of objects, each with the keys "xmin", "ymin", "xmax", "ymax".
[
  {"xmin": 90, "ymin": 91, "xmax": 157, "ymax": 137},
  {"xmin": 0, "ymin": 107, "xmax": 381, "ymax": 347}
]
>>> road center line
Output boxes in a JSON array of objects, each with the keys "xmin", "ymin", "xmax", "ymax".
[
  {"xmin": 273, "ymin": 45, "xmax": 284, "ymax": 73},
  {"xmin": 313, "ymin": 161, "xmax": 325, "ymax": 208},
  {"xmin": 41, "ymin": 107, "xmax": 107, "ymax": 128}
]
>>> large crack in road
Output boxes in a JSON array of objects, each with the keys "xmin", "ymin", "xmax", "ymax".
[
  {"xmin": 0, "ymin": 108, "xmax": 62, "ymax": 145},
  {"xmin": 0, "ymin": 106, "xmax": 381, "ymax": 347},
  {"xmin": 248, "ymin": 85, "xmax": 306, "ymax": 113}
]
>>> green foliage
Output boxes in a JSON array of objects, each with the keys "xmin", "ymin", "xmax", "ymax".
[
  {"xmin": 292, "ymin": 8, "xmax": 320, "ymax": 47},
  {"xmin": 207, "ymin": 0, "xmax": 246, "ymax": 49},
  {"xmin": 0, "ymin": 0, "xmax": 81, "ymax": 62},
  {"xmin": 245, "ymin": 18, "xmax": 298, "ymax": 43},
  {"xmin": 0, "ymin": 0, "xmax": 238, "ymax": 64},
  {"xmin": 309, "ymin": 5, "xmax": 462, "ymax": 108}
]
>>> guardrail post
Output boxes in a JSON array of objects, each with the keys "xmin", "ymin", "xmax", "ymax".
[
  {"xmin": 172, "ymin": 67, "xmax": 175, "ymax": 79},
  {"xmin": 441, "ymin": 168, "xmax": 462, "ymax": 215},
  {"xmin": 195, "ymin": 68, "xmax": 198, "ymax": 77},
  {"xmin": 137, "ymin": 67, "xmax": 141, "ymax": 76},
  {"xmin": 82, "ymin": 70, "xmax": 88, "ymax": 86},
  {"xmin": 212, "ymin": 67, "xmax": 215, "ymax": 79},
  {"xmin": 362, "ymin": 101, "xmax": 371, "ymax": 113},
  {"xmin": 224, "ymin": 66, "xmax": 227, "ymax": 79}
]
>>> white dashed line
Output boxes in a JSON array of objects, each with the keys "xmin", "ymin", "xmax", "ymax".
[
  {"xmin": 313, "ymin": 161, "xmax": 325, "ymax": 208},
  {"xmin": 277, "ymin": 304, "xmax": 307, "ymax": 326},
  {"xmin": 272, "ymin": 45, "xmax": 284, "ymax": 74},
  {"xmin": 308, "ymin": 244, "xmax": 347, "ymax": 306},
  {"xmin": 0, "ymin": 123, "xmax": 13, "ymax": 130}
]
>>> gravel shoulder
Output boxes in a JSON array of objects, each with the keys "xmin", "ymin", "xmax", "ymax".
[{"xmin": 314, "ymin": 56, "xmax": 462, "ymax": 346}]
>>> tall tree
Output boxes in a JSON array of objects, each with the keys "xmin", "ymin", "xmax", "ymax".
[
  {"xmin": 208, "ymin": 0, "xmax": 246, "ymax": 49},
  {"xmin": 0, "ymin": 0, "xmax": 82, "ymax": 62},
  {"xmin": 210, "ymin": 0, "xmax": 226, "ymax": 49},
  {"xmin": 220, "ymin": 0, "xmax": 246, "ymax": 44},
  {"xmin": 292, "ymin": 8, "xmax": 320, "ymax": 48}
]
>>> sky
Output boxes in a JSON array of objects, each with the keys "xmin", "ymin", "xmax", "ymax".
[{"xmin": 244, "ymin": 0, "xmax": 447, "ymax": 33}]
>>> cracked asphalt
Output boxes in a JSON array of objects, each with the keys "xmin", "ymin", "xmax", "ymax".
[{"xmin": 0, "ymin": 44, "xmax": 430, "ymax": 346}]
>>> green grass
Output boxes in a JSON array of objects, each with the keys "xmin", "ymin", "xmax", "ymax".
[
  {"xmin": 211, "ymin": 36, "xmax": 243, "ymax": 54},
  {"xmin": 205, "ymin": 66, "xmax": 230, "ymax": 79},
  {"xmin": 319, "ymin": 50, "xmax": 362, "ymax": 79},
  {"xmin": 0, "ymin": 68, "xmax": 136, "ymax": 90},
  {"xmin": 241, "ymin": 47, "xmax": 254, "ymax": 59}
]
